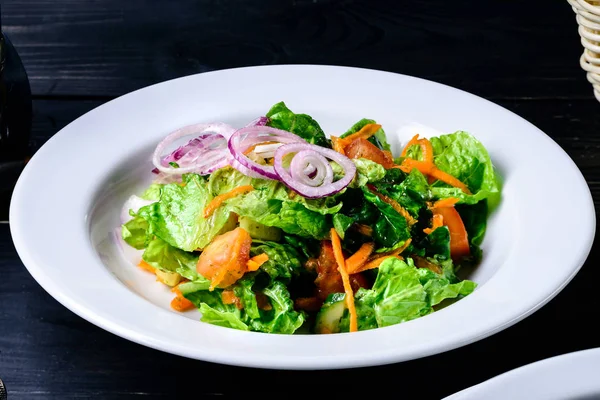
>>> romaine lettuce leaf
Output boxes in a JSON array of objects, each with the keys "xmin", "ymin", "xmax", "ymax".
[
  {"xmin": 121, "ymin": 216, "xmax": 150, "ymax": 250},
  {"xmin": 250, "ymin": 241, "xmax": 304, "ymax": 283},
  {"xmin": 181, "ymin": 276, "xmax": 305, "ymax": 334},
  {"xmin": 429, "ymin": 131, "xmax": 501, "ymax": 205},
  {"xmin": 183, "ymin": 287, "xmax": 249, "ymax": 331},
  {"xmin": 247, "ymin": 281, "xmax": 305, "ymax": 334},
  {"xmin": 340, "ymin": 257, "xmax": 476, "ymax": 331},
  {"xmin": 361, "ymin": 186, "xmax": 410, "ymax": 251},
  {"xmin": 141, "ymin": 237, "xmax": 206, "ymax": 282},
  {"xmin": 418, "ymin": 226, "xmax": 451, "ymax": 260},
  {"xmin": 265, "ymin": 101, "xmax": 329, "ymax": 148},
  {"xmin": 141, "ymin": 183, "xmax": 163, "ymax": 201},
  {"xmin": 341, "ymin": 118, "xmax": 391, "ymax": 151},
  {"xmin": 350, "ymin": 158, "xmax": 386, "ymax": 188},
  {"xmin": 136, "ymin": 173, "xmax": 231, "ymax": 251},
  {"xmin": 332, "ymin": 214, "xmax": 355, "ymax": 240},
  {"xmin": 374, "ymin": 168, "xmax": 431, "ymax": 218}
]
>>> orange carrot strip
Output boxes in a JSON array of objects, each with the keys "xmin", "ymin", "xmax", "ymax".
[
  {"xmin": 221, "ymin": 289, "xmax": 239, "ymax": 305},
  {"xmin": 138, "ymin": 260, "xmax": 156, "ymax": 274},
  {"xmin": 418, "ymin": 138, "xmax": 434, "ymax": 163},
  {"xmin": 330, "ymin": 136, "xmax": 346, "ymax": 155},
  {"xmin": 401, "ymin": 134, "xmax": 421, "ymax": 157},
  {"xmin": 398, "ymin": 158, "xmax": 435, "ymax": 175},
  {"xmin": 246, "ymin": 260, "xmax": 260, "ymax": 272},
  {"xmin": 371, "ymin": 190, "xmax": 418, "ymax": 226},
  {"xmin": 352, "ymin": 238, "xmax": 413, "ymax": 274},
  {"xmin": 354, "ymin": 255, "xmax": 403, "ymax": 274},
  {"xmin": 429, "ymin": 168, "xmax": 472, "ymax": 194},
  {"xmin": 246, "ymin": 253, "xmax": 269, "ymax": 272},
  {"xmin": 355, "ymin": 224, "xmax": 373, "ymax": 237},
  {"xmin": 340, "ymin": 123, "xmax": 382, "ymax": 144},
  {"xmin": 345, "ymin": 242, "xmax": 375, "ymax": 274},
  {"xmin": 399, "ymin": 159, "xmax": 471, "ymax": 194},
  {"xmin": 432, "ymin": 197, "xmax": 460, "ymax": 209},
  {"xmin": 436, "ymin": 206, "xmax": 470, "ymax": 260},
  {"xmin": 170, "ymin": 285, "xmax": 195, "ymax": 312},
  {"xmin": 330, "ymin": 228, "xmax": 357, "ymax": 332},
  {"xmin": 203, "ymin": 185, "xmax": 254, "ymax": 218},
  {"xmin": 423, "ymin": 213, "xmax": 444, "ymax": 235}
]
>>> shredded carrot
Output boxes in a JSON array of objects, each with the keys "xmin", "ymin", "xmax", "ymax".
[
  {"xmin": 330, "ymin": 228, "xmax": 357, "ymax": 332},
  {"xmin": 371, "ymin": 190, "xmax": 418, "ymax": 226},
  {"xmin": 354, "ymin": 255, "xmax": 401, "ymax": 274},
  {"xmin": 399, "ymin": 159, "xmax": 471, "ymax": 194},
  {"xmin": 203, "ymin": 185, "xmax": 254, "ymax": 218},
  {"xmin": 330, "ymin": 136, "xmax": 346, "ymax": 155},
  {"xmin": 429, "ymin": 168, "xmax": 472, "ymax": 194},
  {"xmin": 398, "ymin": 158, "xmax": 435, "ymax": 175},
  {"xmin": 423, "ymin": 213, "xmax": 444, "ymax": 234},
  {"xmin": 138, "ymin": 260, "xmax": 156, "ymax": 274},
  {"xmin": 352, "ymin": 238, "xmax": 412, "ymax": 274},
  {"xmin": 354, "ymin": 224, "xmax": 373, "ymax": 237},
  {"xmin": 432, "ymin": 197, "xmax": 460, "ymax": 209},
  {"xmin": 345, "ymin": 242, "xmax": 375, "ymax": 274},
  {"xmin": 330, "ymin": 124, "xmax": 382, "ymax": 156},
  {"xmin": 340, "ymin": 123, "xmax": 382, "ymax": 144},
  {"xmin": 401, "ymin": 134, "xmax": 421, "ymax": 157},
  {"xmin": 418, "ymin": 138, "xmax": 434, "ymax": 163},
  {"xmin": 170, "ymin": 285, "xmax": 195, "ymax": 312},
  {"xmin": 246, "ymin": 253, "xmax": 269, "ymax": 272}
]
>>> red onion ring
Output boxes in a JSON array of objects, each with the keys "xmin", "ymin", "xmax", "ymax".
[
  {"xmin": 152, "ymin": 123, "xmax": 235, "ymax": 175},
  {"xmin": 228, "ymin": 126, "xmax": 307, "ymax": 180},
  {"xmin": 273, "ymin": 143, "xmax": 356, "ymax": 199}
]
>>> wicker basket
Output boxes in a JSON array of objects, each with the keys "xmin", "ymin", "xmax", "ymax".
[{"xmin": 568, "ymin": 0, "xmax": 600, "ymax": 101}]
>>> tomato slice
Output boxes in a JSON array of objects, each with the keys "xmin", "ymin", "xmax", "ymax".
[
  {"xmin": 196, "ymin": 227, "xmax": 252, "ymax": 289},
  {"xmin": 344, "ymin": 138, "xmax": 394, "ymax": 168}
]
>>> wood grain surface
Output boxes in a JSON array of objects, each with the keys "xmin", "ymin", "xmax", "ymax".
[{"xmin": 1, "ymin": 0, "xmax": 599, "ymax": 399}]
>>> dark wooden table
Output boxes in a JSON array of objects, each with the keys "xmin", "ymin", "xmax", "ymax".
[{"xmin": 1, "ymin": 1, "xmax": 599, "ymax": 398}]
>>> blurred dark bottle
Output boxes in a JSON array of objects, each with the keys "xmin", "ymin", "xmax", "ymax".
[{"xmin": 1, "ymin": 9, "xmax": 33, "ymax": 219}]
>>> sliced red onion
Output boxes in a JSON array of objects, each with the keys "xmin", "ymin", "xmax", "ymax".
[
  {"xmin": 273, "ymin": 143, "xmax": 356, "ymax": 199},
  {"xmin": 120, "ymin": 195, "xmax": 155, "ymax": 224},
  {"xmin": 228, "ymin": 126, "xmax": 307, "ymax": 180},
  {"xmin": 245, "ymin": 116, "xmax": 269, "ymax": 127},
  {"xmin": 152, "ymin": 123, "xmax": 235, "ymax": 175}
]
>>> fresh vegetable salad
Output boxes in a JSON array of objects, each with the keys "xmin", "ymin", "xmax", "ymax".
[{"xmin": 120, "ymin": 101, "xmax": 501, "ymax": 334}]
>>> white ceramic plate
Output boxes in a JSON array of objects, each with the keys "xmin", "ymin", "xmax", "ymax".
[
  {"xmin": 10, "ymin": 65, "xmax": 595, "ymax": 370},
  {"xmin": 443, "ymin": 347, "xmax": 600, "ymax": 400}
]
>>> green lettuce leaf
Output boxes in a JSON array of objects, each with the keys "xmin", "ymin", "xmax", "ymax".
[
  {"xmin": 340, "ymin": 257, "xmax": 476, "ymax": 331},
  {"xmin": 266, "ymin": 101, "xmax": 329, "ymax": 148},
  {"xmin": 332, "ymin": 214, "xmax": 355, "ymax": 240},
  {"xmin": 429, "ymin": 131, "xmax": 501, "ymax": 205},
  {"xmin": 341, "ymin": 118, "xmax": 391, "ymax": 151},
  {"xmin": 141, "ymin": 238, "xmax": 206, "ymax": 282},
  {"xmin": 141, "ymin": 183, "xmax": 164, "ymax": 201},
  {"xmin": 182, "ymin": 276, "xmax": 304, "ymax": 334},
  {"xmin": 250, "ymin": 241, "xmax": 304, "ymax": 283},
  {"xmin": 418, "ymin": 226, "xmax": 451, "ymax": 260},
  {"xmin": 416, "ymin": 258, "xmax": 477, "ymax": 306},
  {"xmin": 136, "ymin": 174, "xmax": 231, "ymax": 251},
  {"xmin": 374, "ymin": 168, "xmax": 431, "ymax": 218},
  {"xmin": 121, "ymin": 216, "xmax": 150, "ymax": 250},
  {"xmin": 361, "ymin": 186, "xmax": 410, "ymax": 251},
  {"xmin": 351, "ymin": 158, "xmax": 386, "ymax": 188},
  {"xmin": 247, "ymin": 281, "xmax": 305, "ymax": 334}
]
